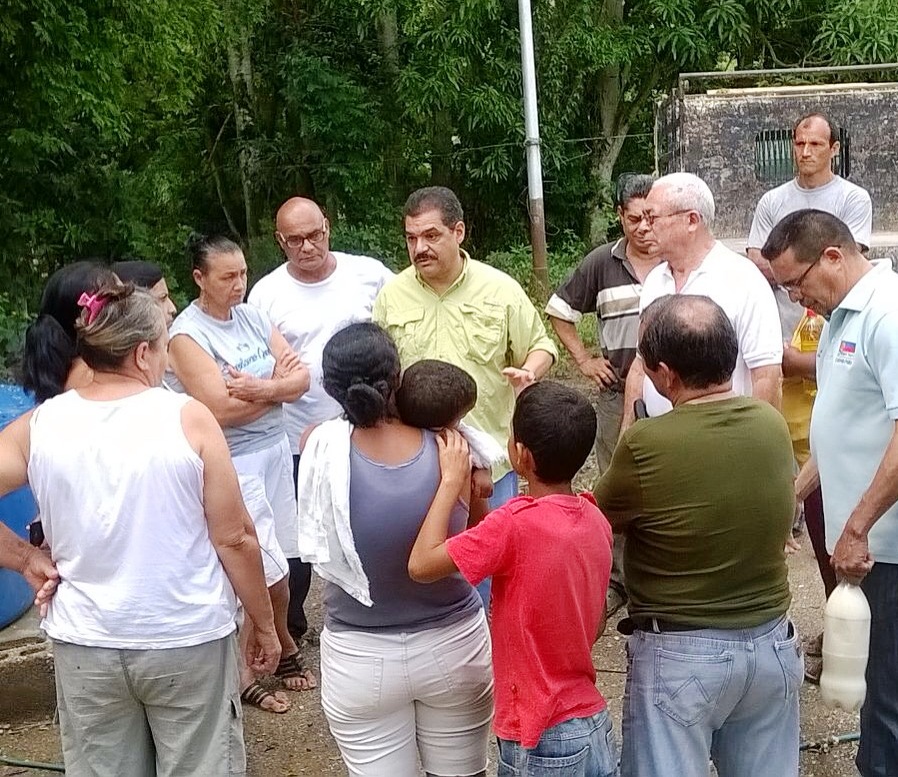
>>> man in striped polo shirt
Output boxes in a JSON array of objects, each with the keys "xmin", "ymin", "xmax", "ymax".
[{"xmin": 546, "ymin": 174, "xmax": 661, "ymax": 616}]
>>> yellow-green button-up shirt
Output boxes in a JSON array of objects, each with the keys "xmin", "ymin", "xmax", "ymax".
[{"xmin": 373, "ymin": 253, "xmax": 557, "ymax": 479}]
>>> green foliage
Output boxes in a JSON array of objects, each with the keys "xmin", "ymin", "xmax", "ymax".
[
  {"xmin": 0, "ymin": 294, "xmax": 32, "ymax": 381},
  {"xmin": 814, "ymin": 1, "xmax": 898, "ymax": 64},
  {"xmin": 484, "ymin": 230, "xmax": 588, "ymax": 292},
  {"xmin": 2, "ymin": 0, "xmax": 897, "ymax": 373}
]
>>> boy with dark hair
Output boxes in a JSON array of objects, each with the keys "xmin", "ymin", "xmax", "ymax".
[
  {"xmin": 396, "ymin": 358, "xmax": 477, "ymax": 429},
  {"xmin": 409, "ymin": 381, "xmax": 616, "ymax": 776},
  {"xmin": 397, "ymin": 359, "xmax": 500, "ymax": 500}
]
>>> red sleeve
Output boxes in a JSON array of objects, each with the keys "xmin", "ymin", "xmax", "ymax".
[{"xmin": 445, "ymin": 503, "xmax": 517, "ymax": 586}]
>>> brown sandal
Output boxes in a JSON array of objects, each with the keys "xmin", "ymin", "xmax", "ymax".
[
  {"xmin": 240, "ymin": 681, "xmax": 291, "ymax": 713},
  {"xmin": 274, "ymin": 652, "xmax": 317, "ymax": 691}
]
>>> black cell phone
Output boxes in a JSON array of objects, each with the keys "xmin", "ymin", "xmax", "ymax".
[
  {"xmin": 28, "ymin": 520, "xmax": 44, "ymax": 548},
  {"xmin": 634, "ymin": 399, "xmax": 648, "ymax": 420}
]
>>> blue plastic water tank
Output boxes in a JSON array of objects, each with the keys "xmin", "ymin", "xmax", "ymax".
[{"xmin": 0, "ymin": 384, "xmax": 38, "ymax": 629}]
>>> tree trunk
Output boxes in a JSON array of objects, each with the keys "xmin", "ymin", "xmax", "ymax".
[
  {"xmin": 227, "ymin": 20, "xmax": 258, "ymax": 238},
  {"xmin": 431, "ymin": 107, "xmax": 454, "ymax": 186},
  {"xmin": 376, "ymin": 4, "xmax": 404, "ymax": 193},
  {"xmin": 585, "ymin": 0, "xmax": 625, "ymax": 246}
]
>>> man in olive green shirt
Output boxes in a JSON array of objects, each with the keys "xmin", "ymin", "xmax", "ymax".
[
  {"xmin": 593, "ymin": 294, "xmax": 799, "ymax": 777},
  {"xmin": 373, "ymin": 186, "xmax": 556, "ymax": 492}
]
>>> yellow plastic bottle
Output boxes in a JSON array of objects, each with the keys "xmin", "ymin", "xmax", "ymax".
[{"xmin": 795, "ymin": 309, "xmax": 823, "ymax": 396}]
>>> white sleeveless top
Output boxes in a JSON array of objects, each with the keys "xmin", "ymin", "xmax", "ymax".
[{"xmin": 28, "ymin": 388, "xmax": 238, "ymax": 649}]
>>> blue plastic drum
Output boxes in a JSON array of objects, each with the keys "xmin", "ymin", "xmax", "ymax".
[{"xmin": 0, "ymin": 384, "xmax": 38, "ymax": 629}]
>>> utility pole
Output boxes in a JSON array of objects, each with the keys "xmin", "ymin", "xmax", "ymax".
[{"xmin": 517, "ymin": 0, "xmax": 549, "ymax": 296}]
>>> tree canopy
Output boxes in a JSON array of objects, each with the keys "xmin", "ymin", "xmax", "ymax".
[{"xmin": 1, "ymin": 0, "xmax": 896, "ymax": 349}]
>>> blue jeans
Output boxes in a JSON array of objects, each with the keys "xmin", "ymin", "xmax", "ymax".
[
  {"xmin": 474, "ymin": 470, "xmax": 519, "ymax": 609},
  {"xmin": 497, "ymin": 710, "xmax": 617, "ymax": 776},
  {"xmin": 621, "ymin": 615, "xmax": 802, "ymax": 777},
  {"xmin": 858, "ymin": 562, "xmax": 898, "ymax": 777}
]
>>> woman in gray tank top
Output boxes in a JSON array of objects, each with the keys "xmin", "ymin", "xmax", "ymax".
[
  {"xmin": 311, "ymin": 322, "xmax": 493, "ymax": 777},
  {"xmin": 167, "ymin": 235, "xmax": 314, "ymax": 713}
]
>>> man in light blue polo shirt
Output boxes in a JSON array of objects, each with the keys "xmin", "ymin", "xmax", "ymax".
[{"xmin": 763, "ymin": 209, "xmax": 898, "ymax": 777}]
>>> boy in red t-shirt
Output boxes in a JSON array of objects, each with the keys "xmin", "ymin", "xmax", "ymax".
[{"xmin": 409, "ymin": 381, "xmax": 616, "ymax": 776}]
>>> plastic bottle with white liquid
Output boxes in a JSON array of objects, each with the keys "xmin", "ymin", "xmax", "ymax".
[{"xmin": 819, "ymin": 582, "xmax": 871, "ymax": 712}]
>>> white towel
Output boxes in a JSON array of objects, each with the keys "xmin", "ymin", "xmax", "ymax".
[
  {"xmin": 458, "ymin": 420, "xmax": 505, "ymax": 472},
  {"xmin": 295, "ymin": 418, "xmax": 372, "ymax": 607}
]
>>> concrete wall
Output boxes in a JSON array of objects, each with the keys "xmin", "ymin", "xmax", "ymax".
[{"xmin": 665, "ymin": 83, "xmax": 898, "ymax": 242}]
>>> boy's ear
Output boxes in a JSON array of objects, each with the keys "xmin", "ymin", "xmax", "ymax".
[{"xmin": 510, "ymin": 441, "xmax": 535, "ymax": 476}]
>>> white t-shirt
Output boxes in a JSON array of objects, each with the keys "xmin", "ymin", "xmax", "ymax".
[
  {"xmin": 639, "ymin": 242, "xmax": 783, "ymax": 416},
  {"xmin": 748, "ymin": 175, "xmax": 873, "ymax": 337},
  {"xmin": 747, "ymin": 176, "xmax": 873, "ymax": 251},
  {"xmin": 247, "ymin": 252, "xmax": 393, "ymax": 452}
]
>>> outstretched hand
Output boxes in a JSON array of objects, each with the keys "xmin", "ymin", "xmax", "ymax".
[{"xmin": 501, "ymin": 367, "xmax": 536, "ymax": 396}]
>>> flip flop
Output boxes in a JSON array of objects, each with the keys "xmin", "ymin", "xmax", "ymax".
[
  {"xmin": 275, "ymin": 652, "xmax": 317, "ymax": 691},
  {"xmin": 241, "ymin": 681, "xmax": 291, "ymax": 713}
]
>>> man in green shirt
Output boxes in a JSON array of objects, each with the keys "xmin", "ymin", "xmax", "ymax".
[
  {"xmin": 373, "ymin": 186, "xmax": 556, "ymax": 500},
  {"xmin": 594, "ymin": 294, "xmax": 800, "ymax": 777}
]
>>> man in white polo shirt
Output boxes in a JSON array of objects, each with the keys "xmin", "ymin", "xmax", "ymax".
[
  {"xmin": 621, "ymin": 172, "xmax": 782, "ymax": 430},
  {"xmin": 764, "ymin": 209, "xmax": 898, "ymax": 777},
  {"xmin": 249, "ymin": 196, "xmax": 393, "ymax": 645}
]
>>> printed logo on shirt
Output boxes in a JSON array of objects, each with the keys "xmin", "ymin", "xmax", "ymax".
[
  {"xmin": 835, "ymin": 340, "xmax": 856, "ymax": 366},
  {"xmin": 224, "ymin": 346, "xmax": 271, "ymax": 376}
]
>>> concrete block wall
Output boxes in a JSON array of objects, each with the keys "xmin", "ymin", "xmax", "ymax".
[{"xmin": 664, "ymin": 83, "xmax": 898, "ymax": 241}]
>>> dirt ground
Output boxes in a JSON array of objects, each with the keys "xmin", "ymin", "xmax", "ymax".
[
  {"xmin": 0, "ymin": 524, "xmax": 862, "ymax": 777},
  {"xmin": 0, "ymin": 378, "xmax": 864, "ymax": 776}
]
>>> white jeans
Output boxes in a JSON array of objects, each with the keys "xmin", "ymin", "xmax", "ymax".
[{"xmin": 321, "ymin": 608, "xmax": 494, "ymax": 776}]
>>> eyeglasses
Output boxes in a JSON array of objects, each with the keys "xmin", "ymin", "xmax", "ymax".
[
  {"xmin": 640, "ymin": 209, "xmax": 692, "ymax": 227},
  {"xmin": 277, "ymin": 227, "xmax": 327, "ymax": 249},
  {"xmin": 780, "ymin": 254, "xmax": 822, "ymax": 293}
]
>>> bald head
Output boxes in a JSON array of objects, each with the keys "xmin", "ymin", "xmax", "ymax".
[
  {"xmin": 276, "ymin": 197, "xmax": 324, "ymax": 232},
  {"xmin": 640, "ymin": 294, "xmax": 737, "ymax": 389},
  {"xmin": 794, "ymin": 113, "xmax": 838, "ymax": 145},
  {"xmin": 274, "ymin": 196, "xmax": 335, "ymax": 282}
]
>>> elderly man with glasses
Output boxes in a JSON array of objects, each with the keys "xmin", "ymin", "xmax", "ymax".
[
  {"xmin": 764, "ymin": 208, "xmax": 898, "ymax": 777},
  {"xmin": 248, "ymin": 196, "xmax": 393, "ymax": 649},
  {"xmin": 620, "ymin": 172, "xmax": 783, "ymax": 432}
]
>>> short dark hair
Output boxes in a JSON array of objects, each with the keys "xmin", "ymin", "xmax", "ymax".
[
  {"xmin": 639, "ymin": 295, "xmax": 737, "ymax": 389},
  {"xmin": 397, "ymin": 360, "xmax": 477, "ymax": 429},
  {"xmin": 186, "ymin": 233, "xmax": 242, "ymax": 272},
  {"xmin": 111, "ymin": 260, "xmax": 164, "ymax": 289},
  {"xmin": 512, "ymin": 381, "xmax": 596, "ymax": 484},
  {"xmin": 761, "ymin": 209, "xmax": 857, "ymax": 265},
  {"xmin": 322, "ymin": 322, "xmax": 401, "ymax": 428},
  {"xmin": 794, "ymin": 113, "xmax": 839, "ymax": 145},
  {"xmin": 403, "ymin": 187, "xmax": 464, "ymax": 227},
  {"xmin": 615, "ymin": 174, "xmax": 654, "ymax": 209}
]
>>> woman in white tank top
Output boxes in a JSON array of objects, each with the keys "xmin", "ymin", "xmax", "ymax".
[{"xmin": 1, "ymin": 283, "xmax": 279, "ymax": 777}]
